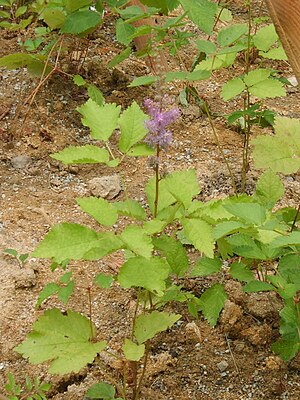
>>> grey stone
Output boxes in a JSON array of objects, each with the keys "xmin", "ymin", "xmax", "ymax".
[
  {"xmin": 11, "ymin": 155, "xmax": 31, "ymax": 169},
  {"xmin": 88, "ymin": 175, "xmax": 121, "ymax": 199},
  {"xmin": 217, "ymin": 360, "xmax": 229, "ymax": 372}
]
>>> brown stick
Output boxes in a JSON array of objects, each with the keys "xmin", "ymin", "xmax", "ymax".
[{"xmin": 265, "ymin": 0, "xmax": 300, "ymax": 83}]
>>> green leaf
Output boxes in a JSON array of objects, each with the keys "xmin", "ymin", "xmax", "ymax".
[
  {"xmin": 113, "ymin": 199, "xmax": 146, "ymax": 221},
  {"xmin": 198, "ymin": 284, "xmax": 227, "ymax": 326},
  {"xmin": 57, "ymin": 281, "xmax": 74, "ymax": 304},
  {"xmin": 122, "ymin": 339, "xmax": 145, "ymax": 361},
  {"xmin": 249, "ymin": 78, "xmax": 285, "ymax": 99},
  {"xmin": 224, "ymin": 203, "xmax": 267, "ymax": 226},
  {"xmin": 243, "ymin": 281, "xmax": 275, "ymax": 292},
  {"xmin": 120, "ymin": 225, "xmax": 153, "ymax": 258},
  {"xmin": 230, "ymin": 261, "xmax": 254, "ymax": 282},
  {"xmin": 272, "ymin": 339, "xmax": 299, "ymax": 362},
  {"xmin": 129, "ymin": 75, "xmax": 160, "ymax": 87},
  {"xmin": 117, "ymin": 256, "xmax": 169, "ymax": 295},
  {"xmin": 213, "ymin": 220, "xmax": 248, "ymax": 240},
  {"xmin": 33, "ymin": 223, "xmax": 121, "ymax": 262},
  {"xmin": 181, "ymin": 219, "xmax": 214, "ymax": 258},
  {"xmin": 243, "ymin": 69, "xmax": 271, "ymax": 86},
  {"xmin": 164, "ymin": 71, "xmax": 188, "ymax": 82},
  {"xmin": 61, "ymin": 10, "xmax": 102, "ymax": 35},
  {"xmin": 153, "ymin": 235, "xmax": 189, "ymax": 276},
  {"xmin": 271, "ymin": 232, "xmax": 300, "ymax": 248},
  {"xmin": 77, "ymin": 100, "xmax": 121, "ymax": 141},
  {"xmin": 255, "ymin": 170, "xmax": 284, "ymax": 208},
  {"xmin": 179, "ymin": 0, "xmax": 217, "ymax": 35},
  {"xmin": 146, "ymin": 176, "xmax": 176, "ymax": 215},
  {"xmin": 278, "ymin": 254, "xmax": 300, "ymax": 285},
  {"xmin": 221, "ymin": 77, "xmax": 245, "ymax": 101},
  {"xmin": 195, "ymin": 39, "xmax": 216, "ymax": 54},
  {"xmin": 73, "ymin": 74, "xmax": 86, "ymax": 86},
  {"xmin": 66, "ymin": 0, "xmax": 93, "ymax": 13},
  {"xmin": 86, "ymin": 382, "xmax": 115, "ymax": 399},
  {"xmin": 260, "ymin": 46, "xmax": 287, "ymax": 61},
  {"xmin": 164, "ymin": 169, "xmax": 200, "ymax": 208},
  {"xmin": 217, "ymin": 23, "xmax": 247, "ymax": 46},
  {"xmin": 118, "ymin": 101, "xmax": 148, "ymax": 153},
  {"xmin": 15, "ymin": 309, "xmax": 106, "ymax": 374},
  {"xmin": 36, "ymin": 283, "xmax": 59, "ymax": 308},
  {"xmin": 134, "ymin": 311, "xmax": 180, "ymax": 343},
  {"xmin": 42, "ymin": 8, "xmax": 66, "ymax": 29},
  {"xmin": 143, "ymin": 219, "xmax": 167, "ymax": 235},
  {"xmin": 51, "ymin": 145, "xmax": 111, "ymax": 165},
  {"xmin": 186, "ymin": 69, "xmax": 211, "ymax": 81},
  {"xmin": 3, "ymin": 248, "xmax": 18, "ymax": 257},
  {"xmin": 76, "ymin": 197, "xmax": 118, "ymax": 226},
  {"xmin": 115, "ymin": 18, "xmax": 135, "ymax": 45},
  {"xmin": 60, "ymin": 271, "xmax": 72, "ymax": 284},
  {"xmin": 252, "ymin": 116, "xmax": 300, "ymax": 174},
  {"xmin": 95, "ymin": 273, "xmax": 113, "ymax": 289},
  {"xmin": 15, "ymin": 5, "xmax": 27, "ymax": 17},
  {"xmin": 0, "ymin": 53, "xmax": 44, "ymax": 70},
  {"xmin": 87, "ymin": 85, "xmax": 105, "ymax": 106},
  {"xmin": 190, "ymin": 256, "xmax": 222, "ymax": 277},
  {"xmin": 253, "ymin": 24, "xmax": 277, "ymax": 52},
  {"xmin": 108, "ymin": 46, "xmax": 131, "ymax": 68},
  {"xmin": 126, "ymin": 143, "xmax": 155, "ymax": 156},
  {"xmin": 226, "ymin": 233, "xmax": 268, "ymax": 259}
]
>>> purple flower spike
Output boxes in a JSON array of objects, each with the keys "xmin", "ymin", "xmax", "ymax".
[{"xmin": 144, "ymin": 96, "xmax": 180, "ymax": 150}]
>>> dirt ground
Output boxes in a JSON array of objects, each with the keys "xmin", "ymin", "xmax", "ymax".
[{"xmin": 0, "ymin": 1, "xmax": 300, "ymax": 399}]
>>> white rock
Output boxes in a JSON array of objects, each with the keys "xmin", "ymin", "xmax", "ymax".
[{"xmin": 88, "ymin": 174, "xmax": 121, "ymax": 199}]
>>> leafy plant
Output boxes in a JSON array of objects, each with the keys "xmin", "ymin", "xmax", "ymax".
[{"xmin": 4, "ymin": 372, "xmax": 51, "ymax": 400}]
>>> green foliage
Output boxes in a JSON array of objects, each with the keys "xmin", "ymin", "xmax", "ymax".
[
  {"xmin": 178, "ymin": 0, "xmax": 217, "ymax": 35},
  {"xmin": 76, "ymin": 197, "xmax": 118, "ymax": 226},
  {"xmin": 4, "ymin": 372, "xmax": 51, "ymax": 400},
  {"xmin": 198, "ymin": 284, "xmax": 227, "ymax": 326},
  {"xmin": 15, "ymin": 309, "xmax": 107, "ymax": 374},
  {"xmin": 122, "ymin": 339, "xmax": 145, "ymax": 361},
  {"xmin": 86, "ymin": 382, "xmax": 122, "ymax": 400}
]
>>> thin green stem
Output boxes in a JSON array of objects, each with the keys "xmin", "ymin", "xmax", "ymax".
[
  {"xmin": 290, "ymin": 203, "xmax": 300, "ymax": 232},
  {"xmin": 153, "ymin": 145, "xmax": 161, "ymax": 218},
  {"xmin": 134, "ymin": 342, "xmax": 150, "ymax": 400}
]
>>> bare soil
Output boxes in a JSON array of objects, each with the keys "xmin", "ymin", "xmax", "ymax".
[{"xmin": 0, "ymin": 2, "xmax": 300, "ymax": 399}]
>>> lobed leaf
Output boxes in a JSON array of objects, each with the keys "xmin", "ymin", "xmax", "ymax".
[{"xmin": 122, "ymin": 339, "xmax": 145, "ymax": 361}]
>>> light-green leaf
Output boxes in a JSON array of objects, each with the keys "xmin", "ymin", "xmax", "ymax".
[
  {"xmin": 36, "ymin": 282, "xmax": 59, "ymax": 308},
  {"xmin": 51, "ymin": 145, "xmax": 110, "ymax": 165},
  {"xmin": 181, "ymin": 219, "xmax": 214, "ymax": 258},
  {"xmin": 42, "ymin": 8, "xmax": 66, "ymax": 29},
  {"xmin": 195, "ymin": 39, "xmax": 216, "ymax": 54},
  {"xmin": 253, "ymin": 24, "xmax": 278, "ymax": 52},
  {"xmin": 120, "ymin": 226, "xmax": 153, "ymax": 258},
  {"xmin": 179, "ymin": 0, "xmax": 217, "ymax": 35},
  {"xmin": 164, "ymin": 169, "xmax": 200, "ymax": 208},
  {"xmin": 146, "ymin": 176, "xmax": 176, "ymax": 215},
  {"xmin": 230, "ymin": 261, "xmax": 254, "ymax": 282},
  {"xmin": 243, "ymin": 69, "xmax": 271, "ymax": 86},
  {"xmin": 15, "ymin": 309, "xmax": 106, "ymax": 374},
  {"xmin": 76, "ymin": 197, "xmax": 118, "ymax": 226},
  {"xmin": 86, "ymin": 382, "xmax": 115, "ymax": 399},
  {"xmin": 221, "ymin": 77, "xmax": 245, "ymax": 101},
  {"xmin": 65, "ymin": 0, "xmax": 93, "ymax": 13},
  {"xmin": 224, "ymin": 203, "xmax": 267, "ymax": 226},
  {"xmin": 94, "ymin": 273, "xmax": 113, "ymax": 289},
  {"xmin": 61, "ymin": 10, "xmax": 102, "ymax": 35},
  {"xmin": 213, "ymin": 220, "xmax": 248, "ymax": 240},
  {"xmin": 118, "ymin": 101, "xmax": 148, "ymax": 153},
  {"xmin": 116, "ymin": 18, "xmax": 135, "ymax": 45},
  {"xmin": 126, "ymin": 143, "xmax": 155, "ymax": 156},
  {"xmin": 129, "ymin": 75, "xmax": 160, "ymax": 87},
  {"xmin": 190, "ymin": 256, "xmax": 222, "ymax": 277},
  {"xmin": 255, "ymin": 170, "xmax": 284, "ymax": 208},
  {"xmin": 243, "ymin": 281, "xmax": 275, "ymax": 292},
  {"xmin": 113, "ymin": 199, "xmax": 146, "ymax": 221},
  {"xmin": 117, "ymin": 256, "xmax": 169, "ymax": 295},
  {"xmin": 198, "ymin": 284, "xmax": 227, "ymax": 326},
  {"xmin": 134, "ymin": 311, "xmax": 181, "ymax": 343},
  {"xmin": 217, "ymin": 23, "xmax": 247, "ymax": 46},
  {"xmin": 77, "ymin": 100, "xmax": 121, "ymax": 141},
  {"xmin": 122, "ymin": 339, "xmax": 145, "ymax": 361},
  {"xmin": 87, "ymin": 84, "xmax": 105, "ymax": 106},
  {"xmin": 108, "ymin": 47, "xmax": 131, "ymax": 68},
  {"xmin": 249, "ymin": 78, "xmax": 285, "ymax": 99}
]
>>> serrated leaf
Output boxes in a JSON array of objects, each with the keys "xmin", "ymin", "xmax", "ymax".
[
  {"xmin": 87, "ymin": 84, "xmax": 105, "ymax": 106},
  {"xmin": 181, "ymin": 219, "xmax": 214, "ymax": 258},
  {"xmin": 190, "ymin": 256, "xmax": 222, "ymax": 277},
  {"xmin": 126, "ymin": 143, "xmax": 155, "ymax": 156},
  {"xmin": 271, "ymin": 231, "xmax": 300, "ymax": 248},
  {"xmin": 86, "ymin": 382, "xmax": 116, "ymax": 399},
  {"xmin": 255, "ymin": 170, "xmax": 284, "ymax": 208},
  {"xmin": 213, "ymin": 220, "xmax": 248, "ymax": 240},
  {"xmin": 146, "ymin": 176, "xmax": 176, "ymax": 215},
  {"xmin": 33, "ymin": 223, "xmax": 122, "ymax": 263},
  {"xmin": 230, "ymin": 261, "xmax": 254, "ymax": 282},
  {"xmin": 76, "ymin": 197, "xmax": 118, "ymax": 226},
  {"xmin": 260, "ymin": 46, "xmax": 288, "ymax": 61},
  {"xmin": 143, "ymin": 219, "xmax": 167, "ymax": 234},
  {"xmin": 51, "ymin": 145, "xmax": 111, "ymax": 165},
  {"xmin": 252, "ymin": 116, "xmax": 300, "ymax": 174},
  {"xmin": 0, "ymin": 53, "xmax": 44, "ymax": 69},
  {"xmin": 42, "ymin": 8, "xmax": 65, "ymax": 29},
  {"xmin": 73, "ymin": 74, "xmax": 86, "ymax": 86},
  {"xmin": 95, "ymin": 273, "xmax": 113, "ymax": 289},
  {"xmin": 36, "ymin": 283, "xmax": 59, "ymax": 308},
  {"xmin": 224, "ymin": 203, "xmax": 266, "ymax": 226},
  {"xmin": 179, "ymin": 0, "xmax": 217, "ymax": 35},
  {"xmin": 66, "ymin": 0, "xmax": 93, "ymax": 13},
  {"xmin": 134, "ymin": 311, "xmax": 180, "ymax": 343},
  {"xmin": 122, "ymin": 339, "xmax": 145, "ymax": 361},
  {"xmin": 15, "ymin": 309, "xmax": 106, "ymax": 374},
  {"xmin": 253, "ymin": 24, "xmax": 277, "ymax": 52},
  {"xmin": 108, "ymin": 46, "xmax": 131, "ymax": 68},
  {"xmin": 57, "ymin": 281, "xmax": 74, "ymax": 304},
  {"xmin": 221, "ymin": 77, "xmax": 245, "ymax": 100},
  {"xmin": 278, "ymin": 254, "xmax": 300, "ymax": 285},
  {"xmin": 61, "ymin": 10, "xmax": 102, "ymax": 34},
  {"xmin": 118, "ymin": 101, "xmax": 148, "ymax": 153},
  {"xmin": 117, "ymin": 256, "xmax": 169, "ymax": 295},
  {"xmin": 243, "ymin": 69, "xmax": 271, "ymax": 86},
  {"xmin": 153, "ymin": 234, "xmax": 189, "ymax": 276},
  {"xmin": 226, "ymin": 233, "xmax": 268, "ymax": 259},
  {"xmin": 164, "ymin": 71, "xmax": 188, "ymax": 82},
  {"xmin": 113, "ymin": 199, "xmax": 146, "ymax": 221},
  {"xmin": 198, "ymin": 284, "xmax": 227, "ymax": 326},
  {"xmin": 249, "ymin": 78, "xmax": 285, "ymax": 99},
  {"xmin": 129, "ymin": 75, "xmax": 160, "ymax": 87},
  {"xmin": 115, "ymin": 18, "xmax": 135, "ymax": 45},
  {"xmin": 217, "ymin": 23, "xmax": 247, "ymax": 46},
  {"xmin": 164, "ymin": 169, "xmax": 200, "ymax": 208},
  {"xmin": 187, "ymin": 69, "xmax": 211, "ymax": 81},
  {"xmin": 243, "ymin": 280, "xmax": 275, "ymax": 292},
  {"xmin": 77, "ymin": 100, "xmax": 121, "ymax": 141},
  {"xmin": 120, "ymin": 226, "xmax": 153, "ymax": 258},
  {"xmin": 195, "ymin": 39, "xmax": 216, "ymax": 54}
]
